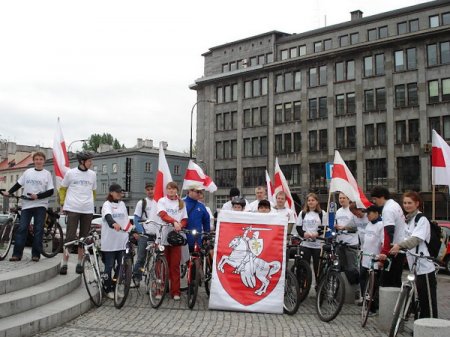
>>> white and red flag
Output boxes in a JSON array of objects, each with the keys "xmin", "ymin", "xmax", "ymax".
[
  {"xmin": 182, "ymin": 160, "xmax": 217, "ymax": 192},
  {"xmin": 432, "ymin": 129, "xmax": 450, "ymax": 189},
  {"xmin": 329, "ymin": 150, "xmax": 372, "ymax": 208},
  {"xmin": 52, "ymin": 118, "xmax": 70, "ymax": 189},
  {"xmin": 154, "ymin": 142, "xmax": 173, "ymax": 201},
  {"xmin": 265, "ymin": 170, "xmax": 275, "ymax": 205},
  {"xmin": 273, "ymin": 158, "xmax": 296, "ymax": 215}
]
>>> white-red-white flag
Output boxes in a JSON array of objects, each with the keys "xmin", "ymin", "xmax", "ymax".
[
  {"xmin": 265, "ymin": 170, "xmax": 275, "ymax": 205},
  {"xmin": 329, "ymin": 150, "xmax": 372, "ymax": 208},
  {"xmin": 432, "ymin": 129, "xmax": 450, "ymax": 190},
  {"xmin": 273, "ymin": 158, "xmax": 296, "ymax": 215},
  {"xmin": 52, "ymin": 118, "xmax": 69, "ymax": 189},
  {"xmin": 154, "ymin": 142, "xmax": 173, "ymax": 201},
  {"xmin": 182, "ymin": 160, "xmax": 217, "ymax": 192}
]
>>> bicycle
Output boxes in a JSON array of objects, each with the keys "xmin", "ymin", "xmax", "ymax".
[
  {"xmin": 201, "ymin": 231, "xmax": 215, "ymax": 297},
  {"xmin": 283, "ymin": 239, "xmax": 300, "ymax": 315},
  {"xmin": 287, "ymin": 234, "xmax": 313, "ymax": 303},
  {"xmin": 388, "ymin": 251, "xmax": 439, "ymax": 337},
  {"xmin": 0, "ymin": 192, "xmax": 22, "ymax": 260},
  {"xmin": 114, "ymin": 231, "xmax": 136, "ymax": 309},
  {"xmin": 63, "ymin": 230, "xmax": 105, "ymax": 306}
]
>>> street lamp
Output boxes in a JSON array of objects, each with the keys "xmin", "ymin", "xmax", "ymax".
[
  {"xmin": 67, "ymin": 139, "xmax": 88, "ymax": 153},
  {"xmin": 190, "ymin": 100, "xmax": 215, "ymax": 159}
]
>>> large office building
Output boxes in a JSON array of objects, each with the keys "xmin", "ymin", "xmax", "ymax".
[{"xmin": 191, "ymin": 0, "xmax": 450, "ymax": 216}]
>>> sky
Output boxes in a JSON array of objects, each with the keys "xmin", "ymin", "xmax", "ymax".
[{"xmin": 0, "ymin": 0, "xmax": 429, "ymax": 153}]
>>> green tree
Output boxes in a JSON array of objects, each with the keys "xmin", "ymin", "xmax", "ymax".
[{"xmin": 82, "ymin": 133, "xmax": 123, "ymax": 152}]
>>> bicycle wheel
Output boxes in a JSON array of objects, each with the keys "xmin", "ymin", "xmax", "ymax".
[
  {"xmin": 284, "ymin": 269, "xmax": 300, "ymax": 315},
  {"xmin": 204, "ymin": 253, "xmax": 213, "ymax": 297},
  {"xmin": 292, "ymin": 259, "xmax": 312, "ymax": 303},
  {"xmin": 187, "ymin": 259, "xmax": 201, "ymax": 309},
  {"xmin": 114, "ymin": 257, "xmax": 132, "ymax": 309},
  {"xmin": 361, "ymin": 271, "xmax": 375, "ymax": 327},
  {"xmin": 143, "ymin": 252, "xmax": 154, "ymax": 294},
  {"xmin": 316, "ymin": 270, "xmax": 345, "ymax": 322},
  {"xmin": 0, "ymin": 220, "xmax": 14, "ymax": 261},
  {"xmin": 149, "ymin": 255, "xmax": 169, "ymax": 308},
  {"xmin": 388, "ymin": 286, "xmax": 411, "ymax": 337},
  {"xmin": 82, "ymin": 254, "xmax": 102, "ymax": 306},
  {"xmin": 41, "ymin": 224, "xmax": 63, "ymax": 258},
  {"xmin": 180, "ymin": 262, "xmax": 188, "ymax": 291}
]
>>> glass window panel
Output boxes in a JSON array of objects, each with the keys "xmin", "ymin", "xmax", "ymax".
[
  {"xmin": 224, "ymin": 112, "xmax": 231, "ymax": 130},
  {"xmin": 275, "ymin": 134, "xmax": 283, "ymax": 154},
  {"xmin": 216, "ymin": 142, "xmax": 223, "ymax": 159},
  {"xmin": 365, "ymin": 124, "xmax": 375, "ymax": 146},
  {"xmin": 224, "ymin": 85, "xmax": 231, "ymax": 102},
  {"xmin": 275, "ymin": 104, "xmax": 283, "ymax": 124},
  {"xmin": 443, "ymin": 13, "xmax": 450, "ymax": 25},
  {"xmin": 396, "ymin": 121, "xmax": 406, "ymax": 144},
  {"xmin": 260, "ymin": 136, "xmax": 267, "ymax": 156},
  {"xmin": 294, "ymin": 101, "xmax": 301, "ymax": 121},
  {"xmin": 443, "ymin": 116, "xmax": 450, "ymax": 139},
  {"xmin": 440, "ymin": 41, "xmax": 450, "ymax": 64},
  {"xmin": 294, "ymin": 71, "xmax": 301, "ymax": 90},
  {"xmin": 231, "ymin": 111, "xmax": 238, "ymax": 129},
  {"xmin": 299, "ymin": 45, "xmax": 306, "ymax": 56},
  {"xmin": 243, "ymin": 138, "xmax": 251, "ymax": 156},
  {"xmin": 407, "ymin": 48, "xmax": 417, "ymax": 69},
  {"xmin": 379, "ymin": 26, "xmax": 388, "ymax": 38},
  {"xmin": 428, "ymin": 80, "xmax": 439, "ymax": 103},
  {"xmin": 314, "ymin": 41, "xmax": 322, "ymax": 53},
  {"xmin": 309, "ymin": 98, "xmax": 317, "ymax": 119},
  {"xmin": 409, "ymin": 19, "xmax": 419, "ymax": 32},
  {"xmin": 284, "ymin": 103, "xmax": 292, "ymax": 122},
  {"xmin": 309, "ymin": 131, "xmax": 317, "ymax": 151},
  {"xmin": 347, "ymin": 126, "xmax": 356, "ymax": 148},
  {"xmin": 244, "ymin": 81, "xmax": 252, "ymax": 98},
  {"xmin": 336, "ymin": 128, "xmax": 345, "ymax": 149},
  {"xmin": 232, "ymin": 84, "xmax": 238, "ymax": 101},
  {"xmin": 284, "ymin": 133, "xmax": 292, "ymax": 153},
  {"xmin": 375, "ymin": 54, "xmax": 385, "ymax": 75},
  {"xmin": 309, "ymin": 68, "xmax": 317, "ymax": 87},
  {"xmin": 407, "ymin": 83, "xmax": 418, "ymax": 106},
  {"xmin": 365, "ymin": 90, "xmax": 374, "ymax": 111},
  {"xmin": 430, "ymin": 15, "xmax": 439, "ymax": 28},
  {"xmin": 377, "ymin": 123, "xmax": 386, "ymax": 145},
  {"xmin": 222, "ymin": 64, "xmax": 228, "ymax": 73},
  {"xmin": 319, "ymin": 66, "xmax": 327, "ymax": 85},
  {"xmin": 347, "ymin": 93, "xmax": 355, "ymax": 114},
  {"xmin": 294, "ymin": 132, "xmax": 301, "ymax": 152},
  {"xmin": 266, "ymin": 53, "xmax": 273, "ymax": 63},
  {"xmin": 366, "ymin": 159, "xmax": 387, "ymax": 191},
  {"xmin": 223, "ymin": 140, "xmax": 230, "ymax": 159},
  {"xmin": 394, "ymin": 50, "xmax": 405, "ymax": 71},
  {"xmin": 217, "ymin": 87, "xmax": 223, "ymax": 103},
  {"xmin": 409, "ymin": 119, "xmax": 419, "ymax": 143},
  {"xmin": 347, "ymin": 60, "xmax": 355, "ymax": 80},
  {"xmin": 364, "ymin": 56, "xmax": 373, "ymax": 77},
  {"xmin": 250, "ymin": 57, "xmax": 257, "ymax": 66},
  {"xmin": 319, "ymin": 129, "xmax": 327, "ymax": 150},
  {"xmin": 261, "ymin": 77, "xmax": 268, "ymax": 95},
  {"xmin": 244, "ymin": 109, "xmax": 251, "ymax": 127},
  {"xmin": 231, "ymin": 140, "xmax": 237, "ymax": 158},
  {"xmin": 442, "ymin": 78, "xmax": 450, "ymax": 101},
  {"xmin": 258, "ymin": 55, "xmax": 265, "ymax": 65},
  {"xmin": 397, "ymin": 157, "xmax": 420, "ymax": 192},
  {"xmin": 368, "ymin": 28, "xmax": 377, "ymax": 41},
  {"xmin": 276, "ymin": 74, "xmax": 283, "ymax": 93},
  {"xmin": 252, "ymin": 138, "xmax": 259, "ymax": 156},
  {"xmin": 335, "ymin": 62, "xmax": 344, "ymax": 82},
  {"xmin": 281, "ymin": 49, "xmax": 288, "ymax": 60},
  {"xmin": 427, "ymin": 44, "xmax": 438, "ymax": 66},
  {"xmin": 260, "ymin": 106, "xmax": 268, "ymax": 126},
  {"xmin": 229, "ymin": 62, "xmax": 236, "ymax": 71},
  {"xmin": 395, "ymin": 85, "xmax": 406, "ymax": 107},
  {"xmin": 290, "ymin": 47, "xmax": 297, "ymax": 58},
  {"xmin": 216, "ymin": 113, "xmax": 223, "ymax": 131},
  {"xmin": 336, "ymin": 94, "xmax": 345, "ymax": 115},
  {"xmin": 350, "ymin": 32, "xmax": 359, "ymax": 44},
  {"xmin": 376, "ymin": 87, "xmax": 386, "ymax": 110},
  {"xmin": 252, "ymin": 79, "xmax": 260, "ymax": 96},
  {"xmin": 252, "ymin": 108, "xmax": 260, "ymax": 126},
  {"xmin": 339, "ymin": 35, "xmax": 349, "ymax": 47},
  {"xmin": 284, "ymin": 72, "xmax": 293, "ymax": 91},
  {"xmin": 429, "ymin": 117, "xmax": 441, "ymax": 140},
  {"xmin": 319, "ymin": 97, "xmax": 327, "ymax": 118},
  {"xmin": 397, "ymin": 22, "xmax": 407, "ymax": 35},
  {"xmin": 323, "ymin": 39, "xmax": 332, "ymax": 50}
]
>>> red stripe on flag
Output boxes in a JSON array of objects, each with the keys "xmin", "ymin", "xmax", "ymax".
[
  {"xmin": 432, "ymin": 147, "xmax": 446, "ymax": 167},
  {"xmin": 61, "ymin": 141, "xmax": 69, "ymax": 167},
  {"xmin": 331, "ymin": 164, "xmax": 348, "ymax": 180},
  {"xmin": 184, "ymin": 169, "xmax": 213, "ymax": 186},
  {"xmin": 154, "ymin": 170, "xmax": 164, "ymax": 201}
]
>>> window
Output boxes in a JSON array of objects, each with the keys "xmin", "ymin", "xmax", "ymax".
[
  {"xmin": 427, "ymin": 43, "xmax": 438, "ymax": 66},
  {"xmin": 231, "ymin": 111, "xmax": 238, "ymax": 129},
  {"xmin": 284, "ymin": 133, "xmax": 292, "ymax": 153},
  {"xmin": 409, "ymin": 119, "xmax": 420, "ymax": 143},
  {"xmin": 319, "ymin": 129, "xmax": 327, "ymax": 150},
  {"xmin": 280, "ymin": 165, "xmax": 301, "ymax": 186},
  {"xmin": 429, "ymin": 15, "xmax": 439, "ymax": 28},
  {"xmin": 319, "ymin": 65, "xmax": 327, "ymax": 85},
  {"xmin": 252, "ymin": 138, "xmax": 259, "ymax": 156},
  {"xmin": 252, "ymin": 79, "xmax": 260, "ymax": 96},
  {"xmin": 335, "ymin": 62, "xmax": 343, "ymax": 82},
  {"xmin": 144, "ymin": 162, "xmax": 152, "ymax": 172},
  {"xmin": 377, "ymin": 123, "xmax": 386, "ymax": 145},
  {"xmin": 347, "ymin": 126, "xmax": 356, "ymax": 148},
  {"xmin": 217, "ymin": 87, "xmax": 223, "ymax": 103},
  {"xmin": 284, "ymin": 72, "xmax": 293, "ymax": 91},
  {"xmin": 364, "ymin": 89, "xmax": 374, "ymax": 111},
  {"xmin": 350, "ymin": 32, "xmax": 359, "ymax": 45},
  {"xmin": 244, "ymin": 81, "xmax": 252, "ymax": 98},
  {"xmin": 375, "ymin": 54, "xmax": 385, "ymax": 75},
  {"xmin": 252, "ymin": 108, "xmax": 260, "ymax": 126},
  {"xmin": 398, "ymin": 157, "xmax": 420, "ymax": 192},
  {"xmin": 308, "ymin": 98, "xmax": 317, "ymax": 119},
  {"xmin": 368, "ymin": 28, "xmax": 377, "ymax": 41},
  {"xmin": 294, "ymin": 71, "xmax": 301, "ymax": 90},
  {"xmin": 408, "ymin": 83, "xmax": 418, "ymax": 106},
  {"xmin": 365, "ymin": 124, "xmax": 375, "ymax": 146},
  {"xmin": 224, "ymin": 85, "xmax": 231, "ymax": 102},
  {"xmin": 243, "ymin": 167, "xmax": 265, "ymax": 187},
  {"xmin": 216, "ymin": 142, "xmax": 223, "ymax": 159},
  {"xmin": 243, "ymin": 138, "xmax": 251, "ymax": 157},
  {"xmin": 376, "ymin": 88, "xmax": 386, "ymax": 110},
  {"xmin": 336, "ymin": 128, "xmax": 345, "ymax": 149},
  {"xmin": 224, "ymin": 112, "xmax": 231, "ymax": 130},
  {"xmin": 232, "ymin": 84, "xmax": 238, "ymax": 101},
  {"xmin": 229, "ymin": 62, "xmax": 236, "ymax": 71},
  {"xmin": 275, "ymin": 104, "xmax": 283, "ymax": 124},
  {"xmin": 261, "ymin": 106, "xmax": 268, "ymax": 125},
  {"xmin": 409, "ymin": 19, "xmax": 419, "ymax": 32},
  {"xmin": 347, "ymin": 93, "xmax": 355, "ymax": 114},
  {"xmin": 290, "ymin": 47, "xmax": 297, "ymax": 58},
  {"xmin": 407, "ymin": 48, "xmax": 417, "ymax": 69},
  {"xmin": 441, "ymin": 41, "xmax": 450, "ymax": 64},
  {"xmin": 366, "ymin": 159, "xmax": 387, "ymax": 191},
  {"xmin": 309, "ymin": 67, "xmax": 317, "ymax": 87},
  {"xmin": 394, "ymin": 50, "xmax": 405, "ymax": 71},
  {"xmin": 443, "ymin": 78, "xmax": 450, "ymax": 101},
  {"xmin": 111, "ymin": 163, "xmax": 118, "ymax": 173},
  {"xmin": 231, "ymin": 139, "xmax": 237, "ymax": 158},
  {"xmin": 250, "ymin": 56, "xmax": 257, "ymax": 66},
  {"xmin": 284, "ymin": 103, "xmax": 292, "ymax": 122},
  {"xmin": 276, "ymin": 75, "xmax": 283, "ymax": 93},
  {"xmin": 310, "ymin": 163, "xmax": 327, "ymax": 192},
  {"xmin": 429, "ymin": 117, "xmax": 441, "ymax": 139},
  {"xmin": 222, "ymin": 64, "xmax": 228, "ymax": 73},
  {"xmin": 314, "ymin": 41, "xmax": 322, "ymax": 53},
  {"xmin": 339, "ymin": 35, "xmax": 349, "ymax": 47},
  {"xmin": 173, "ymin": 165, "xmax": 180, "ymax": 175},
  {"xmin": 443, "ymin": 12, "xmax": 450, "ymax": 25},
  {"xmin": 428, "ymin": 80, "xmax": 439, "ymax": 103},
  {"xmin": 258, "ymin": 55, "xmax": 265, "ymax": 65},
  {"xmin": 299, "ymin": 45, "xmax": 306, "ymax": 56},
  {"xmin": 244, "ymin": 109, "xmax": 251, "ymax": 127},
  {"xmin": 294, "ymin": 132, "xmax": 301, "ymax": 152},
  {"xmin": 215, "ymin": 169, "xmax": 237, "ymax": 188},
  {"xmin": 323, "ymin": 39, "xmax": 332, "ymax": 50},
  {"xmin": 444, "ymin": 116, "xmax": 450, "ymax": 139},
  {"xmin": 396, "ymin": 121, "xmax": 406, "ymax": 144},
  {"xmin": 318, "ymin": 97, "xmax": 327, "ymax": 118},
  {"xmin": 397, "ymin": 22, "xmax": 407, "ymax": 35},
  {"xmin": 261, "ymin": 78, "xmax": 268, "ymax": 95},
  {"xmin": 309, "ymin": 131, "xmax": 317, "ymax": 151},
  {"xmin": 267, "ymin": 53, "xmax": 273, "ymax": 63},
  {"xmin": 293, "ymin": 101, "xmax": 301, "ymax": 120},
  {"xmin": 275, "ymin": 134, "xmax": 283, "ymax": 155},
  {"xmin": 224, "ymin": 140, "xmax": 231, "ymax": 159},
  {"xmin": 347, "ymin": 60, "xmax": 355, "ymax": 80},
  {"xmin": 378, "ymin": 26, "xmax": 388, "ymax": 38},
  {"xmin": 364, "ymin": 56, "xmax": 373, "ymax": 77},
  {"xmin": 281, "ymin": 49, "xmax": 288, "ymax": 60},
  {"xmin": 336, "ymin": 94, "xmax": 345, "ymax": 115},
  {"xmin": 395, "ymin": 85, "xmax": 406, "ymax": 107}
]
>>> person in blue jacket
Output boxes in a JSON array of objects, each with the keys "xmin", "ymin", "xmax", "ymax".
[{"xmin": 184, "ymin": 184, "xmax": 210, "ymax": 250}]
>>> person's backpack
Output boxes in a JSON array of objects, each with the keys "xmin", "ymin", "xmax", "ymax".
[
  {"xmin": 414, "ymin": 213, "xmax": 447, "ymax": 261},
  {"xmin": 141, "ymin": 198, "xmax": 148, "ymax": 218}
]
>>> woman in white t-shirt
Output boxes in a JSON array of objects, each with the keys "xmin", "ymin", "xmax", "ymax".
[
  {"xmin": 273, "ymin": 191, "xmax": 296, "ymax": 234},
  {"xmin": 390, "ymin": 191, "xmax": 438, "ymax": 318},
  {"xmin": 295, "ymin": 193, "xmax": 326, "ymax": 283},
  {"xmin": 101, "ymin": 184, "xmax": 131, "ymax": 299}
]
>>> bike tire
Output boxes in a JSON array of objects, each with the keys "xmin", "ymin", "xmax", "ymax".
[
  {"xmin": 187, "ymin": 259, "xmax": 201, "ymax": 309},
  {"xmin": 361, "ymin": 271, "xmax": 375, "ymax": 327},
  {"xmin": 292, "ymin": 259, "xmax": 312, "ymax": 303},
  {"xmin": 114, "ymin": 257, "xmax": 132, "ymax": 309},
  {"xmin": 149, "ymin": 255, "xmax": 169, "ymax": 308},
  {"xmin": 0, "ymin": 220, "xmax": 14, "ymax": 261},
  {"xmin": 204, "ymin": 253, "xmax": 213, "ymax": 297},
  {"xmin": 41, "ymin": 224, "xmax": 64, "ymax": 258},
  {"xmin": 283, "ymin": 269, "xmax": 300, "ymax": 315},
  {"xmin": 388, "ymin": 286, "xmax": 411, "ymax": 337},
  {"xmin": 82, "ymin": 254, "xmax": 103, "ymax": 306},
  {"xmin": 180, "ymin": 262, "xmax": 188, "ymax": 291},
  {"xmin": 316, "ymin": 270, "xmax": 346, "ymax": 322},
  {"xmin": 144, "ymin": 253, "xmax": 154, "ymax": 295}
]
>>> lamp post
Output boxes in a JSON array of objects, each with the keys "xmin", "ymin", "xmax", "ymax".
[
  {"xmin": 67, "ymin": 139, "xmax": 88, "ymax": 153},
  {"xmin": 190, "ymin": 100, "xmax": 215, "ymax": 159}
]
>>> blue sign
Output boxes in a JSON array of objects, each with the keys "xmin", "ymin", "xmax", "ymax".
[
  {"xmin": 325, "ymin": 162, "xmax": 334, "ymax": 181},
  {"xmin": 326, "ymin": 201, "xmax": 336, "ymax": 237}
]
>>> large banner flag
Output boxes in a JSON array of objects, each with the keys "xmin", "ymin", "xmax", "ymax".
[
  {"xmin": 432, "ymin": 129, "xmax": 450, "ymax": 190},
  {"xmin": 154, "ymin": 142, "xmax": 173, "ymax": 201},
  {"xmin": 209, "ymin": 211, "xmax": 287, "ymax": 314},
  {"xmin": 265, "ymin": 170, "xmax": 275, "ymax": 205},
  {"xmin": 329, "ymin": 150, "xmax": 372, "ymax": 208},
  {"xmin": 273, "ymin": 158, "xmax": 296, "ymax": 217},
  {"xmin": 52, "ymin": 118, "xmax": 69, "ymax": 189},
  {"xmin": 182, "ymin": 160, "xmax": 217, "ymax": 192}
]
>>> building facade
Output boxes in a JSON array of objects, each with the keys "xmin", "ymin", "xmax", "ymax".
[{"xmin": 191, "ymin": 0, "xmax": 450, "ymax": 215}]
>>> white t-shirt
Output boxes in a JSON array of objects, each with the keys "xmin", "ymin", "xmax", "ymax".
[
  {"xmin": 335, "ymin": 206, "xmax": 359, "ymax": 246},
  {"xmin": 134, "ymin": 197, "xmax": 159, "ymax": 234},
  {"xmin": 61, "ymin": 167, "xmax": 97, "ymax": 214},
  {"xmin": 352, "ymin": 214, "xmax": 369, "ymax": 246},
  {"xmin": 296, "ymin": 210, "xmax": 327, "ymax": 249},
  {"xmin": 361, "ymin": 220, "xmax": 384, "ymax": 269},
  {"xmin": 221, "ymin": 199, "xmax": 250, "ymax": 212},
  {"xmin": 382, "ymin": 199, "xmax": 406, "ymax": 244},
  {"xmin": 405, "ymin": 213, "xmax": 435, "ymax": 275},
  {"xmin": 247, "ymin": 199, "xmax": 274, "ymax": 212},
  {"xmin": 101, "ymin": 200, "xmax": 129, "ymax": 251},
  {"xmin": 157, "ymin": 196, "xmax": 188, "ymax": 245},
  {"xmin": 17, "ymin": 168, "xmax": 54, "ymax": 210}
]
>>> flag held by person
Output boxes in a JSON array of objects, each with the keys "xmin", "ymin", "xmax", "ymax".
[
  {"xmin": 432, "ymin": 129, "xmax": 450, "ymax": 189},
  {"xmin": 273, "ymin": 158, "xmax": 296, "ymax": 215},
  {"xmin": 265, "ymin": 170, "xmax": 275, "ymax": 205},
  {"xmin": 154, "ymin": 142, "xmax": 173, "ymax": 201},
  {"xmin": 182, "ymin": 160, "xmax": 217, "ymax": 192},
  {"xmin": 52, "ymin": 118, "xmax": 69, "ymax": 189},
  {"xmin": 329, "ymin": 150, "xmax": 372, "ymax": 208}
]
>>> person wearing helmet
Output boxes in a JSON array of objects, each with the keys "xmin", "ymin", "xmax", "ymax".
[
  {"xmin": 231, "ymin": 196, "xmax": 246, "ymax": 211},
  {"xmin": 59, "ymin": 151, "xmax": 97, "ymax": 275}
]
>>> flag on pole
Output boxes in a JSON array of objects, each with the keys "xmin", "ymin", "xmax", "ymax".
[
  {"xmin": 329, "ymin": 150, "xmax": 372, "ymax": 208},
  {"xmin": 265, "ymin": 170, "xmax": 275, "ymax": 205},
  {"xmin": 273, "ymin": 158, "xmax": 296, "ymax": 215},
  {"xmin": 52, "ymin": 118, "xmax": 70, "ymax": 189},
  {"xmin": 432, "ymin": 129, "xmax": 450, "ymax": 190},
  {"xmin": 182, "ymin": 160, "xmax": 217, "ymax": 192},
  {"xmin": 154, "ymin": 142, "xmax": 173, "ymax": 201}
]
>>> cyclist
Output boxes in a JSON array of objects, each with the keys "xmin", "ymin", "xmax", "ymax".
[
  {"xmin": 59, "ymin": 151, "xmax": 97, "ymax": 275},
  {"xmin": 273, "ymin": 191, "xmax": 296, "ymax": 234},
  {"xmin": 230, "ymin": 196, "xmax": 246, "ymax": 211},
  {"xmin": 1, "ymin": 151, "xmax": 54, "ymax": 262},
  {"xmin": 157, "ymin": 181, "xmax": 188, "ymax": 301},
  {"xmin": 101, "ymin": 183, "xmax": 131, "ymax": 299},
  {"xmin": 184, "ymin": 184, "xmax": 210, "ymax": 252},
  {"xmin": 389, "ymin": 191, "xmax": 438, "ymax": 318},
  {"xmin": 132, "ymin": 182, "xmax": 159, "ymax": 285},
  {"xmin": 295, "ymin": 192, "xmax": 326, "ymax": 285}
]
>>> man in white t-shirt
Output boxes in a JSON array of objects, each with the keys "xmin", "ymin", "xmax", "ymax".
[
  {"xmin": 349, "ymin": 202, "xmax": 369, "ymax": 247},
  {"xmin": 273, "ymin": 191, "xmax": 296, "ymax": 234},
  {"xmin": 1, "ymin": 152, "xmax": 54, "ymax": 262},
  {"xmin": 59, "ymin": 151, "xmax": 97, "ymax": 275},
  {"xmin": 247, "ymin": 186, "xmax": 269, "ymax": 212}
]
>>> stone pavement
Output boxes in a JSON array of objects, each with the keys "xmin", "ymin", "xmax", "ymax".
[{"xmin": 34, "ymin": 273, "xmax": 450, "ymax": 337}]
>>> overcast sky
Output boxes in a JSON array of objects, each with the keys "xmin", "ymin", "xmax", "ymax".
[{"xmin": 0, "ymin": 0, "xmax": 428, "ymax": 153}]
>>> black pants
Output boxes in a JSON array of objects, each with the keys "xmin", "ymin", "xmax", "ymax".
[
  {"xmin": 416, "ymin": 271, "xmax": 438, "ymax": 318},
  {"xmin": 300, "ymin": 246, "xmax": 321, "ymax": 282},
  {"xmin": 380, "ymin": 253, "xmax": 404, "ymax": 288}
]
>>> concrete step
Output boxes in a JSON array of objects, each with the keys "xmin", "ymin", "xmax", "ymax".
[
  {"xmin": 0, "ymin": 281, "xmax": 93, "ymax": 337},
  {"xmin": 0, "ymin": 272, "xmax": 81, "ymax": 319}
]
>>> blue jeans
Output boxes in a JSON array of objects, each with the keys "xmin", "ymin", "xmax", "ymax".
[
  {"xmin": 103, "ymin": 250, "xmax": 124, "ymax": 293},
  {"xmin": 133, "ymin": 236, "xmax": 150, "ymax": 281},
  {"xmin": 13, "ymin": 207, "xmax": 46, "ymax": 258}
]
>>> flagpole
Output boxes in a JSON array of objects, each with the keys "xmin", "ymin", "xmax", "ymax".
[{"xmin": 432, "ymin": 184, "xmax": 436, "ymax": 221}]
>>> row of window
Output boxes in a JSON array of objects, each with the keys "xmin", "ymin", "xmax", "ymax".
[
  {"xmin": 428, "ymin": 78, "xmax": 450, "ymax": 103},
  {"xmin": 221, "ymin": 53, "xmax": 274, "ymax": 73},
  {"xmin": 275, "ymin": 101, "xmax": 301, "ymax": 124},
  {"xmin": 216, "ymin": 111, "xmax": 238, "ymax": 131},
  {"xmin": 244, "ymin": 78, "xmax": 268, "ymax": 98},
  {"xmin": 275, "ymin": 132, "xmax": 302, "ymax": 154}
]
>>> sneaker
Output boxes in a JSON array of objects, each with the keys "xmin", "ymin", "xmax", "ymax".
[
  {"xmin": 173, "ymin": 295, "xmax": 180, "ymax": 301},
  {"xmin": 59, "ymin": 265, "xmax": 68, "ymax": 275},
  {"xmin": 75, "ymin": 264, "xmax": 83, "ymax": 274},
  {"xmin": 32, "ymin": 256, "xmax": 40, "ymax": 262},
  {"xmin": 368, "ymin": 311, "xmax": 378, "ymax": 317},
  {"xmin": 9, "ymin": 256, "xmax": 21, "ymax": 262},
  {"xmin": 106, "ymin": 292, "xmax": 114, "ymax": 300}
]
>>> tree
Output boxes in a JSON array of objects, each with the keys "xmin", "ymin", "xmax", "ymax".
[{"xmin": 82, "ymin": 133, "xmax": 124, "ymax": 152}]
